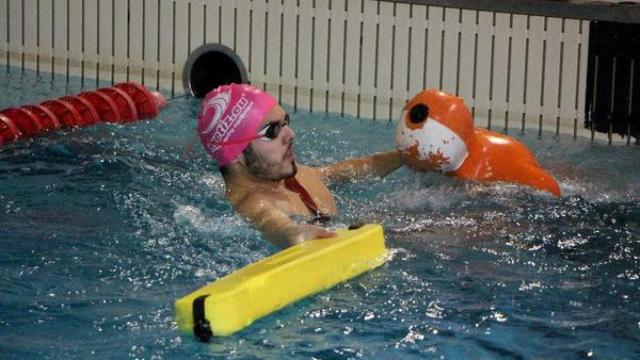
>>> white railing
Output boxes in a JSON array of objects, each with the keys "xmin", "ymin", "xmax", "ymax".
[{"xmin": 0, "ymin": 0, "xmax": 596, "ymax": 140}]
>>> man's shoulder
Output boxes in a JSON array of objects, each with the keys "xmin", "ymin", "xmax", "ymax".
[
  {"xmin": 234, "ymin": 189, "xmax": 280, "ymax": 206},
  {"xmin": 296, "ymin": 164, "xmax": 316, "ymax": 173},
  {"xmin": 233, "ymin": 190, "xmax": 280, "ymax": 215},
  {"xmin": 296, "ymin": 165, "xmax": 325, "ymax": 180}
]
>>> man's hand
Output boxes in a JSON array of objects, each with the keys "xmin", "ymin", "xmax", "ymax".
[{"xmin": 285, "ymin": 224, "xmax": 337, "ymax": 246}]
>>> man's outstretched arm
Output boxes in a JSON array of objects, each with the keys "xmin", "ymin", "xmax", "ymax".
[
  {"xmin": 317, "ymin": 150, "xmax": 403, "ymax": 183},
  {"xmin": 235, "ymin": 195, "xmax": 336, "ymax": 248}
]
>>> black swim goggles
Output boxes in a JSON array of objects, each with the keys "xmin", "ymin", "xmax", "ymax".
[
  {"xmin": 210, "ymin": 114, "xmax": 291, "ymax": 147},
  {"xmin": 256, "ymin": 113, "xmax": 290, "ymax": 142}
]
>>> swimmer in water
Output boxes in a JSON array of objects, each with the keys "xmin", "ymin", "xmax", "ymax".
[{"xmin": 198, "ymin": 84, "xmax": 403, "ymax": 248}]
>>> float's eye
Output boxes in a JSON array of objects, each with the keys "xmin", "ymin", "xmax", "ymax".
[{"xmin": 409, "ymin": 103, "xmax": 429, "ymax": 124}]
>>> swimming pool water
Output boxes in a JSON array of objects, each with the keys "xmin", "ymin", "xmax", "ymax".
[{"xmin": 1, "ymin": 68, "xmax": 639, "ymax": 359}]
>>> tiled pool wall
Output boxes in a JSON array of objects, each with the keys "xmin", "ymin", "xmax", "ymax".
[{"xmin": 0, "ymin": 0, "xmax": 613, "ymax": 141}]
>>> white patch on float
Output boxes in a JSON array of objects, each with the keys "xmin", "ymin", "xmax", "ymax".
[{"xmin": 395, "ymin": 113, "xmax": 469, "ymax": 173}]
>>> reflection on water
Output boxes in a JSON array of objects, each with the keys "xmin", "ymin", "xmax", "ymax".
[{"xmin": 1, "ymin": 68, "xmax": 640, "ymax": 359}]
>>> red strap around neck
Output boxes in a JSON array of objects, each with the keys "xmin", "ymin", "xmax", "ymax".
[{"xmin": 284, "ymin": 176, "xmax": 329, "ymax": 219}]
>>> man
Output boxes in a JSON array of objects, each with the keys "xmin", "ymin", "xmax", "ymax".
[{"xmin": 198, "ymin": 84, "xmax": 403, "ymax": 248}]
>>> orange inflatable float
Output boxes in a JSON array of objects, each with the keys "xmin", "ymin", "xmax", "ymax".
[{"xmin": 395, "ymin": 89, "xmax": 561, "ymax": 196}]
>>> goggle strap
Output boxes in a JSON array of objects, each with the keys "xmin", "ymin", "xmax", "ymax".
[{"xmin": 209, "ymin": 135, "xmax": 263, "ymax": 147}]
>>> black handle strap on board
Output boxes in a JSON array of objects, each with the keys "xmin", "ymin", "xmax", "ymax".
[{"xmin": 193, "ymin": 295, "xmax": 213, "ymax": 342}]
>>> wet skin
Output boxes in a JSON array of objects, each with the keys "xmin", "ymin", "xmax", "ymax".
[{"xmin": 221, "ymin": 105, "xmax": 403, "ymax": 248}]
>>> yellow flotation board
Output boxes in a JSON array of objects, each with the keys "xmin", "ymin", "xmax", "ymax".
[{"xmin": 175, "ymin": 224, "xmax": 388, "ymax": 340}]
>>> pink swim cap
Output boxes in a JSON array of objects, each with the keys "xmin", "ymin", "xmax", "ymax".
[{"xmin": 198, "ymin": 83, "xmax": 277, "ymax": 167}]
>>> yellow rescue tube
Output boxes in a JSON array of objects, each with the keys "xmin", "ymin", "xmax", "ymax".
[{"xmin": 175, "ymin": 224, "xmax": 388, "ymax": 340}]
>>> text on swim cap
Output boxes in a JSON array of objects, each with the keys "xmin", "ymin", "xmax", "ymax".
[{"xmin": 206, "ymin": 96, "xmax": 253, "ymax": 148}]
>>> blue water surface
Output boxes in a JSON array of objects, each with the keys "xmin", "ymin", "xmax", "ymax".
[{"xmin": 1, "ymin": 68, "xmax": 639, "ymax": 359}]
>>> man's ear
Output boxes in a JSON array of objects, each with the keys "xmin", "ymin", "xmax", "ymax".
[
  {"xmin": 236, "ymin": 143, "xmax": 254, "ymax": 166},
  {"xmin": 234, "ymin": 153, "xmax": 247, "ymax": 166},
  {"xmin": 220, "ymin": 155, "xmax": 246, "ymax": 180}
]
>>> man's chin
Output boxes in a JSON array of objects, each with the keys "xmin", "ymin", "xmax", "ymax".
[{"xmin": 279, "ymin": 161, "xmax": 298, "ymax": 180}]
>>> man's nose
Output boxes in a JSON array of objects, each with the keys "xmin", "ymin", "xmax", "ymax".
[{"xmin": 281, "ymin": 125, "xmax": 295, "ymax": 143}]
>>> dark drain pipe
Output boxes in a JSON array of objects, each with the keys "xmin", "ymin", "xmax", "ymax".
[{"xmin": 182, "ymin": 43, "xmax": 249, "ymax": 98}]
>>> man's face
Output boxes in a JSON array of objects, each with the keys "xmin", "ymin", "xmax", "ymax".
[{"xmin": 242, "ymin": 105, "xmax": 297, "ymax": 180}]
